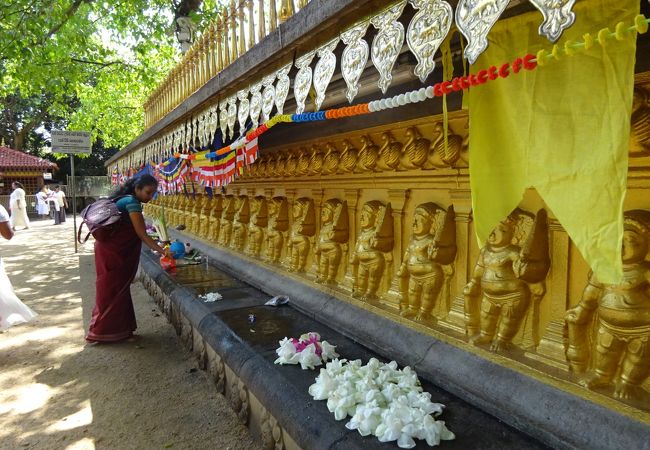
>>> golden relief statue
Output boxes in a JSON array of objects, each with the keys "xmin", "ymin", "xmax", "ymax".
[
  {"xmin": 375, "ymin": 132, "xmax": 402, "ymax": 172},
  {"xmin": 565, "ymin": 210, "xmax": 650, "ymax": 401},
  {"xmin": 285, "ymin": 151, "xmax": 298, "ymax": 176},
  {"xmin": 266, "ymin": 196, "xmax": 289, "ymax": 264},
  {"xmin": 399, "ymin": 127, "xmax": 429, "ymax": 170},
  {"xmin": 247, "ymin": 196, "xmax": 268, "ymax": 257},
  {"xmin": 231, "ymin": 195, "xmax": 250, "ymax": 251},
  {"xmin": 296, "ymin": 148, "xmax": 310, "ymax": 176},
  {"xmin": 338, "ymin": 140, "xmax": 358, "ymax": 174},
  {"xmin": 321, "ymin": 143, "xmax": 340, "ymax": 175},
  {"xmin": 350, "ymin": 201, "xmax": 394, "ymax": 300},
  {"xmin": 314, "ymin": 199, "xmax": 349, "ymax": 284},
  {"xmin": 205, "ymin": 195, "xmax": 224, "ymax": 241},
  {"xmin": 426, "ymin": 122, "xmax": 465, "ymax": 169},
  {"xmin": 287, "ymin": 197, "xmax": 315, "ymax": 272},
  {"xmin": 464, "ymin": 209, "xmax": 550, "ymax": 352},
  {"xmin": 630, "ymin": 87, "xmax": 650, "ymax": 157},
  {"xmin": 308, "ymin": 145, "xmax": 324, "ymax": 175},
  {"xmin": 355, "ymin": 135, "xmax": 379, "ymax": 173},
  {"xmin": 197, "ymin": 195, "xmax": 213, "ymax": 238},
  {"xmin": 189, "ymin": 194, "xmax": 206, "ymax": 235},
  {"xmin": 397, "ymin": 203, "xmax": 457, "ymax": 322},
  {"xmin": 217, "ymin": 195, "xmax": 236, "ymax": 246}
]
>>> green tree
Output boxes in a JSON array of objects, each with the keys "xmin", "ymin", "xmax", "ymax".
[{"xmin": 0, "ymin": 0, "xmax": 224, "ymax": 153}]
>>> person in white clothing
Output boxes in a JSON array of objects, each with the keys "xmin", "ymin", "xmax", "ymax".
[
  {"xmin": 53, "ymin": 185, "xmax": 67, "ymax": 224},
  {"xmin": 9, "ymin": 182, "xmax": 30, "ymax": 230},
  {"xmin": 35, "ymin": 186, "xmax": 50, "ymax": 219},
  {"xmin": 0, "ymin": 204, "xmax": 37, "ymax": 331}
]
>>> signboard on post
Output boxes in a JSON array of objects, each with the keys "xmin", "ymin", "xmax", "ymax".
[
  {"xmin": 52, "ymin": 130, "xmax": 92, "ymax": 253},
  {"xmin": 51, "ymin": 130, "xmax": 91, "ymax": 154}
]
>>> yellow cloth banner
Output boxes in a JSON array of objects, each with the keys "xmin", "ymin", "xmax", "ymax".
[{"xmin": 468, "ymin": 0, "xmax": 638, "ymax": 284}]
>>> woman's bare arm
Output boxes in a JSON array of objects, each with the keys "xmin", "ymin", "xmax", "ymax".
[{"xmin": 129, "ymin": 211, "xmax": 168, "ymax": 255}]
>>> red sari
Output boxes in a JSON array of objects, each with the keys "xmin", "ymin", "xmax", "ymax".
[{"xmin": 86, "ymin": 216, "xmax": 142, "ymax": 342}]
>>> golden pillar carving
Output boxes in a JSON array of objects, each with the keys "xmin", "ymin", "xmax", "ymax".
[
  {"xmin": 218, "ymin": 195, "xmax": 236, "ymax": 246},
  {"xmin": 439, "ymin": 189, "xmax": 473, "ymax": 334},
  {"xmin": 383, "ymin": 189, "xmax": 410, "ymax": 310},
  {"xmin": 279, "ymin": 0, "xmax": 294, "ymax": 23},
  {"xmin": 526, "ymin": 219, "xmax": 570, "ymax": 368},
  {"xmin": 215, "ymin": 17, "xmax": 224, "ymax": 72},
  {"xmin": 342, "ymin": 189, "xmax": 360, "ymax": 292},
  {"xmin": 238, "ymin": 0, "xmax": 246, "ymax": 56},
  {"xmin": 230, "ymin": 1, "xmax": 238, "ymax": 63},
  {"xmin": 268, "ymin": 0, "xmax": 278, "ymax": 32},
  {"xmin": 310, "ymin": 188, "xmax": 325, "ymax": 273},
  {"xmin": 257, "ymin": 0, "xmax": 266, "ymax": 41},
  {"xmin": 247, "ymin": 0, "xmax": 255, "ymax": 49}
]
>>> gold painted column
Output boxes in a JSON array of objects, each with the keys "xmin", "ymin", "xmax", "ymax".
[
  {"xmin": 527, "ymin": 219, "xmax": 570, "ymax": 370},
  {"xmin": 342, "ymin": 188, "xmax": 360, "ymax": 293},
  {"xmin": 310, "ymin": 188, "xmax": 325, "ymax": 275},
  {"xmin": 283, "ymin": 188, "xmax": 298, "ymax": 270},
  {"xmin": 383, "ymin": 188, "xmax": 411, "ymax": 310},
  {"xmin": 440, "ymin": 189, "xmax": 472, "ymax": 335}
]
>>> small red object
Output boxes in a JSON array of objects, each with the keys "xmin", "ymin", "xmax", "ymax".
[{"xmin": 160, "ymin": 255, "xmax": 176, "ymax": 271}]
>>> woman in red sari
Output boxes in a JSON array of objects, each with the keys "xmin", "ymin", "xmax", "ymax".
[{"xmin": 86, "ymin": 174, "xmax": 169, "ymax": 343}]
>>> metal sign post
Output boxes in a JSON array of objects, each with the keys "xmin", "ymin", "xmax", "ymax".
[
  {"xmin": 51, "ymin": 130, "xmax": 91, "ymax": 254},
  {"xmin": 70, "ymin": 155, "xmax": 77, "ymax": 253}
]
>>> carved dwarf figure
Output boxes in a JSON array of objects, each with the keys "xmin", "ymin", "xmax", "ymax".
[
  {"xmin": 198, "ymin": 195, "xmax": 214, "ymax": 239},
  {"xmin": 189, "ymin": 195, "xmax": 205, "ymax": 235},
  {"xmin": 397, "ymin": 203, "xmax": 456, "ymax": 321},
  {"xmin": 464, "ymin": 209, "xmax": 550, "ymax": 352},
  {"xmin": 314, "ymin": 199, "xmax": 349, "ymax": 284},
  {"xmin": 217, "ymin": 195, "xmax": 236, "ymax": 246},
  {"xmin": 350, "ymin": 201, "xmax": 394, "ymax": 300},
  {"xmin": 207, "ymin": 195, "xmax": 224, "ymax": 243},
  {"xmin": 565, "ymin": 210, "xmax": 650, "ymax": 401},
  {"xmin": 231, "ymin": 196, "xmax": 250, "ymax": 251},
  {"xmin": 287, "ymin": 198, "xmax": 315, "ymax": 272},
  {"xmin": 266, "ymin": 197, "xmax": 289, "ymax": 264},
  {"xmin": 247, "ymin": 196, "xmax": 268, "ymax": 257}
]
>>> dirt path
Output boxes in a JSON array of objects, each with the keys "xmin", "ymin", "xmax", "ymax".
[{"xmin": 0, "ymin": 218, "xmax": 261, "ymax": 450}]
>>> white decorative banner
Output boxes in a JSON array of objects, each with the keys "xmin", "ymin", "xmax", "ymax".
[
  {"xmin": 456, "ymin": 0, "xmax": 509, "ymax": 64},
  {"xmin": 529, "ymin": 0, "xmax": 577, "ymax": 42},
  {"xmin": 294, "ymin": 50, "xmax": 316, "ymax": 114},
  {"xmin": 275, "ymin": 62, "xmax": 292, "ymax": 115},
  {"xmin": 407, "ymin": 0, "xmax": 453, "ymax": 83},
  {"xmin": 371, "ymin": 1, "xmax": 407, "ymax": 94},
  {"xmin": 341, "ymin": 20, "xmax": 370, "ymax": 104},
  {"xmin": 313, "ymin": 37, "xmax": 340, "ymax": 111}
]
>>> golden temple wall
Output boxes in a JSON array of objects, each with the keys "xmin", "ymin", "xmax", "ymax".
[{"xmin": 144, "ymin": 75, "xmax": 650, "ymax": 421}]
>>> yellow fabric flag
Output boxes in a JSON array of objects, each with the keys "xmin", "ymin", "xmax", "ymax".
[{"xmin": 468, "ymin": 0, "xmax": 638, "ymax": 284}]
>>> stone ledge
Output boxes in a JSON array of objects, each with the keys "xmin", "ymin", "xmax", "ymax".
[
  {"xmin": 162, "ymin": 229, "xmax": 650, "ymax": 450},
  {"xmin": 138, "ymin": 245, "xmax": 547, "ymax": 450}
]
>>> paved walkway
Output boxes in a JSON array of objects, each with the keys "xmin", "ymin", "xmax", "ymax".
[{"xmin": 0, "ymin": 218, "xmax": 260, "ymax": 450}]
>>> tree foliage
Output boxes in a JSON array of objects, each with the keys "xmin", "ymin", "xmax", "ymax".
[{"xmin": 0, "ymin": 0, "xmax": 224, "ymax": 157}]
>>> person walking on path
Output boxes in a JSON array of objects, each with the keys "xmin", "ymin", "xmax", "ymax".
[
  {"xmin": 35, "ymin": 186, "xmax": 50, "ymax": 220},
  {"xmin": 53, "ymin": 185, "xmax": 67, "ymax": 224},
  {"xmin": 0, "ymin": 204, "xmax": 37, "ymax": 330},
  {"xmin": 86, "ymin": 174, "xmax": 171, "ymax": 343},
  {"xmin": 9, "ymin": 182, "xmax": 30, "ymax": 231}
]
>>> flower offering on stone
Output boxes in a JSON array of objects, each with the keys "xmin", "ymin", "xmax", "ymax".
[
  {"xmin": 199, "ymin": 292, "xmax": 222, "ymax": 302},
  {"xmin": 308, "ymin": 358, "xmax": 455, "ymax": 448},
  {"xmin": 274, "ymin": 332, "xmax": 339, "ymax": 370}
]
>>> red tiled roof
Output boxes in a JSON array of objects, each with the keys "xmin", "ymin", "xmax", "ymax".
[{"xmin": 0, "ymin": 146, "xmax": 58, "ymax": 170}]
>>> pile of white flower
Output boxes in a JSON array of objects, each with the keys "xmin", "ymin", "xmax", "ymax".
[
  {"xmin": 274, "ymin": 332, "xmax": 339, "ymax": 370},
  {"xmin": 308, "ymin": 358, "xmax": 455, "ymax": 448},
  {"xmin": 199, "ymin": 292, "xmax": 223, "ymax": 302}
]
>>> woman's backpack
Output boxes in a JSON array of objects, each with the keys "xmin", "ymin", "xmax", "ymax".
[{"xmin": 77, "ymin": 196, "xmax": 126, "ymax": 243}]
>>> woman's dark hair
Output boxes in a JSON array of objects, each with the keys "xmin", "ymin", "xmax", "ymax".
[
  {"xmin": 12, "ymin": 181, "xmax": 24, "ymax": 189},
  {"xmin": 110, "ymin": 174, "xmax": 158, "ymax": 199}
]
